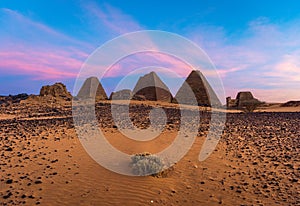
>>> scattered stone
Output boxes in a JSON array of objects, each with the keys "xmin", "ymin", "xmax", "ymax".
[
  {"xmin": 34, "ymin": 180, "xmax": 42, "ymax": 184},
  {"xmin": 3, "ymin": 191, "xmax": 12, "ymax": 199}
]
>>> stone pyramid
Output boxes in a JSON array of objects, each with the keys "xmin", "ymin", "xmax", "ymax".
[
  {"xmin": 174, "ymin": 70, "xmax": 221, "ymax": 107},
  {"xmin": 77, "ymin": 76, "xmax": 107, "ymax": 100},
  {"xmin": 132, "ymin": 72, "xmax": 173, "ymax": 102}
]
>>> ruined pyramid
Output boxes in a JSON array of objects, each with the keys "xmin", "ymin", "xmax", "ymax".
[
  {"xmin": 40, "ymin": 82, "xmax": 72, "ymax": 100},
  {"xmin": 77, "ymin": 76, "xmax": 108, "ymax": 100},
  {"xmin": 132, "ymin": 72, "xmax": 173, "ymax": 102},
  {"xmin": 174, "ymin": 70, "xmax": 221, "ymax": 107},
  {"xmin": 109, "ymin": 89, "xmax": 132, "ymax": 100}
]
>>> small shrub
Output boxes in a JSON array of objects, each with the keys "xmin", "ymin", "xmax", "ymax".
[
  {"xmin": 242, "ymin": 100, "xmax": 263, "ymax": 113},
  {"xmin": 130, "ymin": 152, "xmax": 165, "ymax": 176}
]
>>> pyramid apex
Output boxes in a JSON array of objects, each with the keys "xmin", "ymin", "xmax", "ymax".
[
  {"xmin": 143, "ymin": 71, "xmax": 157, "ymax": 77},
  {"xmin": 86, "ymin": 76, "xmax": 99, "ymax": 80},
  {"xmin": 190, "ymin": 70, "xmax": 201, "ymax": 74}
]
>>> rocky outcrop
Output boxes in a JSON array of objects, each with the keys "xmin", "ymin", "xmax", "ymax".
[
  {"xmin": 174, "ymin": 70, "xmax": 221, "ymax": 107},
  {"xmin": 132, "ymin": 72, "xmax": 173, "ymax": 102},
  {"xmin": 281, "ymin": 101, "xmax": 300, "ymax": 107},
  {"xmin": 77, "ymin": 77, "xmax": 107, "ymax": 100},
  {"xmin": 40, "ymin": 83, "xmax": 71, "ymax": 100}
]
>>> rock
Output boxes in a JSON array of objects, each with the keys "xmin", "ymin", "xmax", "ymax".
[
  {"xmin": 5, "ymin": 147, "xmax": 13, "ymax": 151},
  {"xmin": 40, "ymin": 83, "xmax": 72, "ymax": 100},
  {"xmin": 290, "ymin": 178, "xmax": 298, "ymax": 183},
  {"xmin": 3, "ymin": 191, "xmax": 12, "ymax": 199},
  {"xmin": 236, "ymin": 189, "xmax": 242, "ymax": 193},
  {"xmin": 34, "ymin": 180, "xmax": 42, "ymax": 184}
]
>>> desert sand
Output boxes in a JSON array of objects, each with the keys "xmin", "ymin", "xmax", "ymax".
[{"xmin": 0, "ymin": 100, "xmax": 299, "ymax": 205}]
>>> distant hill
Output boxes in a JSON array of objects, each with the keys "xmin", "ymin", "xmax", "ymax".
[{"xmin": 281, "ymin": 101, "xmax": 300, "ymax": 107}]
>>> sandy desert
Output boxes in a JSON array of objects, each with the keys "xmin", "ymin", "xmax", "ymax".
[
  {"xmin": 0, "ymin": 97, "xmax": 299, "ymax": 206},
  {"xmin": 2, "ymin": 1, "xmax": 300, "ymax": 206}
]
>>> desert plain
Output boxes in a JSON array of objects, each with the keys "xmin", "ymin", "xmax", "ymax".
[{"xmin": 0, "ymin": 97, "xmax": 299, "ymax": 206}]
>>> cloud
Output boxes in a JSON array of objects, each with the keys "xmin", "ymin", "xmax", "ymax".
[
  {"xmin": 82, "ymin": 2, "xmax": 142, "ymax": 35},
  {"xmin": 0, "ymin": 8, "xmax": 90, "ymax": 80},
  {"xmin": 0, "ymin": 49, "xmax": 84, "ymax": 79},
  {"xmin": 187, "ymin": 18, "xmax": 300, "ymax": 102},
  {"xmin": 0, "ymin": 3, "xmax": 146, "ymax": 82},
  {"xmin": 1, "ymin": 4, "xmax": 299, "ymax": 102},
  {"xmin": 103, "ymin": 51, "xmax": 193, "ymax": 78},
  {"xmin": 267, "ymin": 52, "xmax": 300, "ymax": 82},
  {"xmin": 0, "ymin": 8, "xmax": 91, "ymax": 48}
]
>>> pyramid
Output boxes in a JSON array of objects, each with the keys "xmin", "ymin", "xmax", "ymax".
[
  {"xmin": 132, "ymin": 72, "xmax": 173, "ymax": 102},
  {"xmin": 236, "ymin": 91, "xmax": 260, "ymax": 108},
  {"xmin": 174, "ymin": 70, "xmax": 221, "ymax": 107},
  {"xmin": 77, "ymin": 77, "xmax": 107, "ymax": 100}
]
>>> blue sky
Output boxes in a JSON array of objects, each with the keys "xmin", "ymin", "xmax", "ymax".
[{"xmin": 0, "ymin": 0, "xmax": 300, "ymax": 102}]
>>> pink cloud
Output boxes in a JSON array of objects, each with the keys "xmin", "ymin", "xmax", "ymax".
[
  {"xmin": 186, "ymin": 18, "xmax": 300, "ymax": 102},
  {"xmin": 103, "ymin": 52, "xmax": 193, "ymax": 78},
  {"xmin": 0, "ymin": 49, "xmax": 83, "ymax": 79},
  {"xmin": 245, "ymin": 88, "xmax": 299, "ymax": 103},
  {"xmin": 224, "ymin": 86, "xmax": 300, "ymax": 103},
  {"xmin": 266, "ymin": 53, "xmax": 300, "ymax": 82},
  {"xmin": 0, "ymin": 9, "xmax": 91, "ymax": 80},
  {"xmin": 0, "ymin": 4, "xmax": 145, "ymax": 81}
]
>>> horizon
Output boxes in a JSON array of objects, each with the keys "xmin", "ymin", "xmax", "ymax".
[
  {"xmin": 0, "ymin": 72, "xmax": 295, "ymax": 104},
  {"xmin": 1, "ymin": 1, "xmax": 300, "ymax": 103}
]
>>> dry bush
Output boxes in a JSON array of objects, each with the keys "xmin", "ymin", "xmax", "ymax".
[{"xmin": 130, "ymin": 152, "xmax": 169, "ymax": 177}]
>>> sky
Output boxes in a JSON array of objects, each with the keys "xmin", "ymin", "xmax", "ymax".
[{"xmin": 0, "ymin": 0, "xmax": 300, "ymax": 102}]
